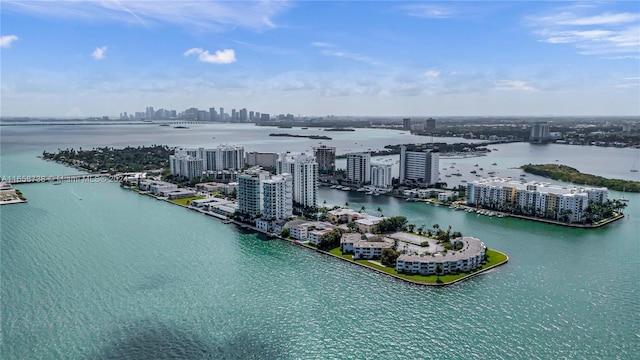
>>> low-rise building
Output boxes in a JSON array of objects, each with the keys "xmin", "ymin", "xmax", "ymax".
[
  {"xmin": 161, "ymin": 188, "xmax": 197, "ymax": 199},
  {"xmin": 283, "ymin": 220, "xmax": 336, "ymax": 241},
  {"xmin": 0, "ymin": 182, "xmax": 19, "ymax": 202},
  {"xmin": 396, "ymin": 237, "xmax": 486, "ymax": 275},
  {"xmin": 308, "ymin": 229, "xmax": 333, "ymax": 246},
  {"xmin": 256, "ymin": 219, "xmax": 270, "ymax": 233},
  {"xmin": 354, "ymin": 217, "xmax": 383, "ymax": 233},
  {"xmin": 137, "ymin": 179, "xmax": 178, "ymax": 195},
  {"xmin": 340, "ymin": 233, "xmax": 363, "ymax": 254},
  {"xmin": 353, "ymin": 241, "xmax": 392, "ymax": 259},
  {"xmin": 290, "ymin": 225, "xmax": 309, "ymax": 240},
  {"xmin": 438, "ymin": 191, "xmax": 454, "ymax": 202}
]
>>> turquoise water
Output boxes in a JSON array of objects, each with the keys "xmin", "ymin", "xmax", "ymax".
[{"xmin": 2, "ymin": 126, "xmax": 640, "ymax": 359}]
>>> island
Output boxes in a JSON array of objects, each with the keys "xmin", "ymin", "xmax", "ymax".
[
  {"xmin": 521, "ymin": 164, "xmax": 640, "ymax": 192},
  {"xmin": 269, "ymin": 133, "xmax": 332, "ymax": 140},
  {"xmin": 42, "ymin": 145, "xmax": 173, "ymax": 173}
]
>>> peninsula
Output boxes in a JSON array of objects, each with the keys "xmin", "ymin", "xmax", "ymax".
[
  {"xmin": 521, "ymin": 164, "xmax": 640, "ymax": 192},
  {"xmin": 118, "ymin": 175, "xmax": 507, "ymax": 287}
]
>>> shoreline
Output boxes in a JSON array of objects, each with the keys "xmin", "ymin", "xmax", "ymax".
[
  {"xmin": 305, "ymin": 244, "xmax": 509, "ymax": 287},
  {"xmin": 376, "ymin": 197, "xmax": 625, "ymax": 229},
  {"xmin": 122, "ymin": 186, "xmax": 509, "ymax": 287},
  {"xmin": 506, "ymin": 212, "xmax": 625, "ymax": 228},
  {"xmin": 0, "ymin": 198, "xmax": 28, "ymax": 205}
]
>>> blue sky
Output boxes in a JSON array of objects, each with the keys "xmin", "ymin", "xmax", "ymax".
[{"xmin": 1, "ymin": 1, "xmax": 639, "ymax": 117}]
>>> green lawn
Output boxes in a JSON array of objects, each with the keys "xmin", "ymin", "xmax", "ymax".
[
  {"xmin": 170, "ymin": 196, "xmax": 204, "ymax": 206},
  {"xmin": 325, "ymin": 246, "xmax": 508, "ymax": 285}
]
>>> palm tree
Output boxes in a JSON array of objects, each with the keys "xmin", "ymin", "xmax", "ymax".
[
  {"xmin": 344, "ymin": 201, "xmax": 349, "ymax": 207},
  {"xmin": 376, "ymin": 206, "xmax": 383, "ymax": 217},
  {"xmin": 435, "ymin": 263, "xmax": 443, "ymax": 283},
  {"xmin": 359, "ymin": 205, "xmax": 366, "ymax": 213}
]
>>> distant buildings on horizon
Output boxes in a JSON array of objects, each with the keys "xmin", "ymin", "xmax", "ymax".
[{"xmin": 120, "ymin": 105, "xmax": 301, "ymax": 123}]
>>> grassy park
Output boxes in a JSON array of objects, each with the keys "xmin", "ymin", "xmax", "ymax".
[
  {"xmin": 325, "ymin": 246, "xmax": 508, "ymax": 285},
  {"xmin": 169, "ymin": 196, "xmax": 204, "ymax": 206}
]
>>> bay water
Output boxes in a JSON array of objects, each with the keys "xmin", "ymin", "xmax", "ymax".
[{"xmin": 1, "ymin": 123, "xmax": 639, "ymax": 359}]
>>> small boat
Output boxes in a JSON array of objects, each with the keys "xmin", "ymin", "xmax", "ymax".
[
  {"xmin": 620, "ymin": 187, "xmax": 630, "ymax": 202},
  {"xmin": 470, "ymin": 170, "xmax": 476, "ymax": 174},
  {"xmin": 53, "ymin": 180, "xmax": 62, "ymax": 185},
  {"xmin": 491, "ymin": 163, "xmax": 497, "ymax": 166},
  {"xmin": 474, "ymin": 164, "xmax": 479, "ymax": 167}
]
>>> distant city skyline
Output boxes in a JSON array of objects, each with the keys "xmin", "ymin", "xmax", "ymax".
[{"xmin": 1, "ymin": 1, "xmax": 639, "ymax": 117}]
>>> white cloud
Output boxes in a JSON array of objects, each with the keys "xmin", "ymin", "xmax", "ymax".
[
  {"xmin": 2, "ymin": 1, "xmax": 290, "ymax": 32},
  {"xmin": 403, "ymin": 5, "xmax": 454, "ymax": 19},
  {"xmin": 423, "ymin": 70, "xmax": 440, "ymax": 78},
  {"xmin": 91, "ymin": 46, "xmax": 107, "ymax": 60},
  {"xmin": 532, "ymin": 12, "xmax": 639, "ymax": 26},
  {"xmin": 184, "ymin": 48, "xmax": 236, "ymax": 64},
  {"xmin": 317, "ymin": 45, "xmax": 379, "ymax": 65},
  {"xmin": 0, "ymin": 35, "xmax": 19, "ymax": 48},
  {"xmin": 526, "ymin": 8, "xmax": 640, "ymax": 58},
  {"xmin": 495, "ymin": 80, "xmax": 536, "ymax": 92}
]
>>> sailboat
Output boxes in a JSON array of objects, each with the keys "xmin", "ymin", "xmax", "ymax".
[{"xmin": 631, "ymin": 161, "xmax": 638, "ymax": 172}]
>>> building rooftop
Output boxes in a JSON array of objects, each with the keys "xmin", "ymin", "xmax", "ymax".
[
  {"xmin": 470, "ymin": 178, "xmax": 607, "ymax": 194},
  {"xmin": 340, "ymin": 233, "xmax": 362, "ymax": 244},
  {"xmin": 353, "ymin": 241, "xmax": 392, "ymax": 249},
  {"xmin": 398, "ymin": 237, "xmax": 485, "ymax": 263}
]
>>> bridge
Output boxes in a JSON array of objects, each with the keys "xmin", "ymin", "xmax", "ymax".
[{"xmin": 2, "ymin": 173, "xmax": 117, "ymax": 185}]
